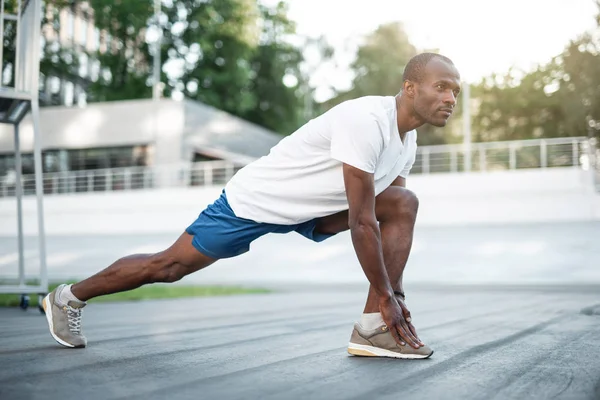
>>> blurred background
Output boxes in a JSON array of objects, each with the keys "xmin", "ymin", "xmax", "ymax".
[{"xmin": 0, "ymin": 0, "xmax": 599, "ymax": 288}]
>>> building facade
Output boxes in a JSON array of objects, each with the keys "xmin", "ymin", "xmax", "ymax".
[{"xmin": 0, "ymin": 97, "xmax": 281, "ymax": 183}]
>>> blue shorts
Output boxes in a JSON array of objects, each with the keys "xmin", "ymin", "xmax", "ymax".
[{"xmin": 185, "ymin": 191, "xmax": 336, "ymax": 259}]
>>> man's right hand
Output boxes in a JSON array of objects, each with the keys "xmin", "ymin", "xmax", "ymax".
[{"xmin": 378, "ymin": 295, "xmax": 422, "ymax": 349}]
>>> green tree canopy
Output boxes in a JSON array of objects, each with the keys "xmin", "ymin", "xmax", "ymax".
[
  {"xmin": 84, "ymin": 0, "xmax": 312, "ymax": 135},
  {"xmin": 473, "ymin": 0, "xmax": 600, "ymax": 142},
  {"xmin": 325, "ymin": 22, "xmax": 416, "ymax": 105}
]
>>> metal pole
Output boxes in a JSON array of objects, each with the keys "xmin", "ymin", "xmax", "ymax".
[
  {"xmin": 125, "ymin": 169, "xmax": 131, "ymax": 190},
  {"xmin": 587, "ymin": 118, "xmax": 597, "ymax": 188},
  {"xmin": 30, "ymin": 0, "xmax": 47, "ymax": 294},
  {"xmin": 31, "ymin": 99, "xmax": 48, "ymax": 293},
  {"xmin": 479, "ymin": 144, "xmax": 486, "ymax": 172},
  {"xmin": 15, "ymin": 0, "xmax": 22, "ymax": 89},
  {"xmin": 450, "ymin": 148, "xmax": 457, "ymax": 173},
  {"xmin": 422, "ymin": 149, "xmax": 430, "ymax": 174},
  {"xmin": 462, "ymin": 82, "xmax": 472, "ymax": 172},
  {"xmin": 204, "ymin": 163, "xmax": 213, "ymax": 186},
  {"xmin": 87, "ymin": 172, "xmax": 92, "ymax": 192},
  {"xmin": 14, "ymin": 124, "xmax": 25, "ymax": 287},
  {"xmin": 152, "ymin": 0, "xmax": 161, "ymax": 101},
  {"xmin": 509, "ymin": 143, "xmax": 516, "ymax": 170},
  {"xmin": 540, "ymin": 139, "xmax": 547, "ymax": 168},
  {"xmin": 303, "ymin": 82, "xmax": 312, "ymax": 122},
  {"xmin": 0, "ymin": 0, "xmax": 5, "ymax": 76},
  {"xmin": 226, "ymin": 162, "xmax": 234, "ymax": 181}
]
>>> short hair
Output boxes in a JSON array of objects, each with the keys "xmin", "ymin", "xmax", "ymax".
[{"xmin": 402, "ymin": 53, "xmax": 454, "ymax": 83}]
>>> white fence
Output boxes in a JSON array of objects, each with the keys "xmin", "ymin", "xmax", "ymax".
[
  {"xmin": 413, "ymin": 137, "xmax": 589, "ymax": 173},
  {"xmin": 0, "ymin": 136, "xmax": 597, "ymax": 197},
  {"xmin": 0, "ymin": 161, "xmax": 245, "ymax": 197}
]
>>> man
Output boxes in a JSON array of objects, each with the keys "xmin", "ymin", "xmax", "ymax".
[{"xmin": 42, "ymin": 53, "xmax": 461, "ymax": 359}]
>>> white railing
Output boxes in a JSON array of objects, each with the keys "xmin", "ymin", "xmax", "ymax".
[
  {"xmin": 0, "ymin": 137, "xmax": 597, "ymax": 197},
  {"xmin": 0, "ymin": 160, "xmax": 245, "ymax": 197},
  {"xmin": 412, "ymin": 137, "xmax": 589, "ymax": 174}
]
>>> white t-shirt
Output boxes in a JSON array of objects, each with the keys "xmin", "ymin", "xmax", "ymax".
[{"xmin": 225, "ymin": 95, "xmax": 417, "ymax": 225}]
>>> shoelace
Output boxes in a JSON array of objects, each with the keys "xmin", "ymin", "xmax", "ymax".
[{"xmin": 66, "ymin": 306, "xmax": 83, "ymax": 334}]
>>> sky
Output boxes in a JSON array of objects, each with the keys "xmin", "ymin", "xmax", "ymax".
[{"xmin": 262, "ymin": 0, "xmax": 599, "ymax": 102}]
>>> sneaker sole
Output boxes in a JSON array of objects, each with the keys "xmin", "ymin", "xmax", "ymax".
[
  {"xmin": 42, "ymin": 295, "xmax": 81, "ymax": 348},
  {"xmin": 347, "ymin": 342, "xmax": 433, "ymax": 359}
]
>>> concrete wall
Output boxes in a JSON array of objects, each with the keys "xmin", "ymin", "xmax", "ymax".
[{"xmin": 0, "ymin": 167, "xmax": 598, "ymax": 236}]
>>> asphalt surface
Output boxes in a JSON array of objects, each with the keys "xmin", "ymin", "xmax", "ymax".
[
  {"xmin": 1, "ymin": 286, "xmax": 600, "ymax": 400},
  {"xmin": 1, "ymin": 221, "xmax": 600, "ymax": 399}
]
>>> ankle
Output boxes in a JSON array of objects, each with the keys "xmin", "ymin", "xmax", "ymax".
[
  {"xmin": 360, "ymin": 312, "xmax": 385, "ymax": 330},
  {"xmin": 70, "ymin": 284, "xmax": 88, "ymax": 301},
  {"xmin": 59, "ymin": 284, "xmax": 87, "ymax": 305}
]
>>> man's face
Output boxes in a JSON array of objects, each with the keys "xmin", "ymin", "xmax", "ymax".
[{"xmin": 412, "ymin": 59, "xmax": 461, "ymax": 127}]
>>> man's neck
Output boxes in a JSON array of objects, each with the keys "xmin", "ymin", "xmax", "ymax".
[{"xmin": 395, "ymin": 95, "xmax": 425, "ymax": 137}]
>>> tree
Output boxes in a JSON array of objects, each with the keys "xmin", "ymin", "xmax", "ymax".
[
  {"xmin": 472, "ymin": 66, "xmax": 565, "ymax": 142},
  {"xmin": 241, "ymin": 2, "xmax": 310, "ymax": 134},
  {"xmin": 84, "ymin": 0, "xmax": 311, "ymax": 135},
  {"xmin": 87, "ymin": 0, "xmax": 154, "ymax": 102},
  {"xmin": 472, "ymin": 0, "xmax": 600, "ymax": 142},
  {"xmin": 172, "ymin": 0, "xmax": 314, "ymax": 134},
  {"xmin": 168, "ymin": 0, "xmax": 259, "ymax": 114},
  {"xmin": 39, "ymin": 1, "xmax": 95, "ymax": 106},
  {"xmin": 325, "ymin": 22, "xmax": 417, "ymax": 105},
  {"xmin": 558, "ymin": 32, "xmax": 600, "ymax": 139}
]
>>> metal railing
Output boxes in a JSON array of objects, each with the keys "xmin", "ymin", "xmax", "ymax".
[
  {"xmin": 0, "ymin": 137, "xmax": 596, "ymax": 197},
  {"xmin": 412, "ymin": 137, "xmax": 588, "ymax": 174},
  {"xmin": 0, "ymin": 160, "xmax": 245, "ymax": 197}
]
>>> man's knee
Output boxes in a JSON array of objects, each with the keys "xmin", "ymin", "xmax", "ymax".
[
  {"xmin": 376, "ymin": 187, "xmax": 419, "ymax": 221},
  {"xmin": 146, "ymin": 253, "xmax": 189, "ymax": 283}
]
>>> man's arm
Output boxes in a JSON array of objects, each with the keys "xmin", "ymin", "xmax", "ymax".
[
  {"xmin": 343, "ymin": 163, "xmax": 394, "ymax": 302},
  {"xmin": 343, "ymin": 164, "xmax": 420, "ymax": 348},
  {"xmin": 391, "ymin": 175, "xmax": 406, "ymax": 188}
]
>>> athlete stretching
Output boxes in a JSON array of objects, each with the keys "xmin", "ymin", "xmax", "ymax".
[{"xmin": 43, "ymin": 53, "xmax": 461, "ymax": 359}]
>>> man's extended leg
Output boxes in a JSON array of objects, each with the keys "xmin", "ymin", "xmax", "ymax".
[
  {"xmin": 71, "ymin": 232, "xmax": 216, "ymax": 301},
  {"xmin": 42, "ymin": 232, "xmax": 216, "ymax": 348}
]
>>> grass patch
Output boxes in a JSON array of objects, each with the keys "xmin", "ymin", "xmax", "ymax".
[{"xmin": 0, "ymin": 280, "xmax": 270, "ymax": 307}]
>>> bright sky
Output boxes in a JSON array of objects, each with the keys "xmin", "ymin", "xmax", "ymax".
[{"xmin": 265, "ymin": 0, "xmax": 599, "ymax": 101}]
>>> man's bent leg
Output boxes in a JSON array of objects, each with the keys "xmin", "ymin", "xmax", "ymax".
[
  {"xmin": 318, "ymin": 187, "xmax": 429, "ymax": 358},
  {"xmin": 363, "ymin": 187, "xmax": 418, "ymax": 313},
  {"xmin": 316, "ymin": 186, "xmax": 418, "ymax": 313},
  {"xmin": 72, "ymin": 232, "xmax": 216, "ymax": 301}
]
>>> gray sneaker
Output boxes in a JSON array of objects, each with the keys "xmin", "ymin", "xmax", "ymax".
[
  {"xmin": 42, "ymin": 284, "xmax": 87, "ymax": 348},
  {"xmin": 348, "ymin": 323, "xmax": 433, "ymax": 359}
]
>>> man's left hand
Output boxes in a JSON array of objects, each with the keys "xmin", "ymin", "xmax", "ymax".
[{"xmin": 396, "ymin": 294, "xmax": 424, "ymax": 346}]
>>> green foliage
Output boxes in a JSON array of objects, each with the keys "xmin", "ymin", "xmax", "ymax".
[
  {"xmin": 167, "ymin": 0, "xmax": 259, "ymax": 112},
  {"xmin": 86, "ymin": 0, "xmax": 154, "ymax": 101},
  {"xmin": 240, "ymin": 2, "xmax": 307, "ymax": 134},
  {"xmin": 326, "ymin": 22, "xmax": 417, "ymax": 105},
  {"xmin": 473, "ymin": 0, "xmax": 600, "ymax": 142},
  {"xmin": 77, "ymin": 0, "xmax": 312, "ymax": 134}
]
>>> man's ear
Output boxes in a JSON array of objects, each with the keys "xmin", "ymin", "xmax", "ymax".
[{"xmin": 403, "ymin": 80, "xmax": 416, "ymax": 98}]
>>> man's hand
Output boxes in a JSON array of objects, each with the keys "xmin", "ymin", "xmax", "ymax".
[
  {"xmin": 379, "ymin": 295, "xmax": 423, "ymax": 349},
  {"xmin": 395, "ymin": 294, "xmax": 424, "ymax": 347}
]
